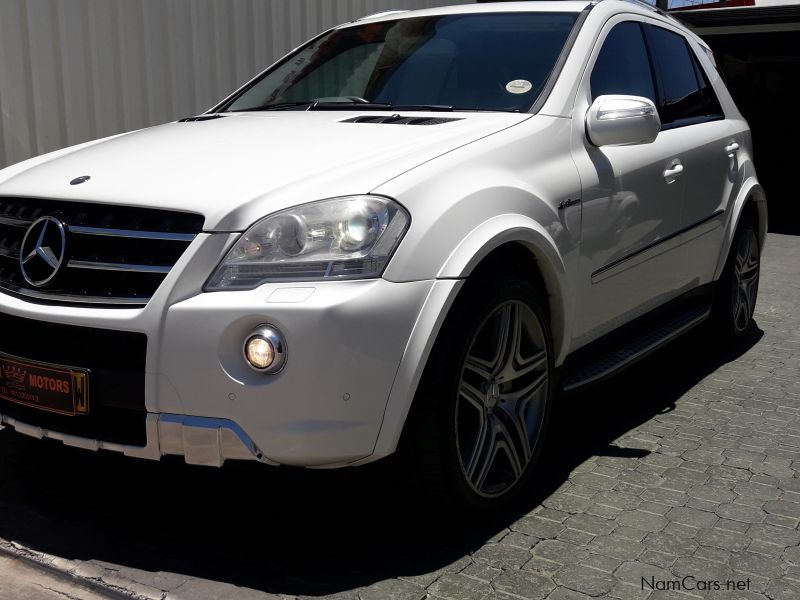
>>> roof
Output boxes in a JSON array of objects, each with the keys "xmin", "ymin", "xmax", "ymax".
[
  {"xmin": 349, "ymin": 1, "xmax": 709, "ymax": 50},
  {"xmin": 354, "ymin": 1, "xmax": 592, "ymax": 24}
]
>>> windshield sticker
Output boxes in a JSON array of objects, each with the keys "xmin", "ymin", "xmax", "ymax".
[{"xmin": 506, "ymin": 79, "xmax": 533, "ymax": 95}]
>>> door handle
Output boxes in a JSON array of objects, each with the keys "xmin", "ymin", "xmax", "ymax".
[
  {"xmin": 663, "ymin": 163, "xmax": 684, "ymax": 180},
  {"xmin": 725, "ymin": 142, "xmax": 740, "ymax": 157}
]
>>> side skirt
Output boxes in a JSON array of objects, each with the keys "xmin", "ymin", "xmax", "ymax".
[{"xmin": 560, "ymin": 283, "xmax": 715, "ymax": 393}]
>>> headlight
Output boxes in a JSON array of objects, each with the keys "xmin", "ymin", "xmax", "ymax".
[{"xmin": 205, "ymin": 195, "xmax": 409, "ymax": 290}]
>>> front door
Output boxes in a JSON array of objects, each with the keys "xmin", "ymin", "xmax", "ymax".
[{"xmin": 571, "ymin": 19, "xmax": 687, "ymax": 348}]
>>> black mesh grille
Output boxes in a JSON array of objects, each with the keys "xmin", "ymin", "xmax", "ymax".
[
  {"xmin": 0, "ymin": 312, "xmax": 148, "ymax": 446},
  {"xmin": 0, "ymin": 198, "xmax": 203, "ymax": 307}
]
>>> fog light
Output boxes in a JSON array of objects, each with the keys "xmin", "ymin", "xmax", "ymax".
[
  {"xmin": 243, "ymin": 325, "xmax": 286, "ymax": 373},
  {"xmin": 245, "ymin": 337, "xmax": 274, "ymax": 369}
]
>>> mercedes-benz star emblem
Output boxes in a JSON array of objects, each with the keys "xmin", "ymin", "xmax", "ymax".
[
  {"xmin": 70, "ymin": 175, "xmax": 90, "ymax": 185},
  {"xmin": 19, "ymin": 216, "xmax": 68, "ymax": 287}
]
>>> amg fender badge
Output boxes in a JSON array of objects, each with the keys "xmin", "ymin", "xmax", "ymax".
[{"xmin": 558, "ymin": 198, "xmax": 581, "ymax": 210}]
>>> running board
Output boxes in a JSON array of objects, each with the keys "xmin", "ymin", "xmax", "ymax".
[{"xmin": 562, "ymin": 304, "xmax": 711, "ymax": 392}]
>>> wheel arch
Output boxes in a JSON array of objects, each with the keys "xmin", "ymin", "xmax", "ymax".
[
  {"xmin": 364, "ymin": 216, "xmax": 572, "ymax": 463},
  {"xmin": 714, "ymin": 179, "xmax": 767, "ymax": 281},
  {"xmin": 436, "ymin": 216, "xmax": 570, "ymax": 366}
]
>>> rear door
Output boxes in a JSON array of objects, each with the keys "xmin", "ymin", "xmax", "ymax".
[{"xmin": 645, "ymin": 25, "xmax": 746, "ymax": 285}]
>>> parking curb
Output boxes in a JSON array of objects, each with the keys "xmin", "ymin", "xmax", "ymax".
[{"xmin": 0, "ymin": 541, "xmax": 147, "ymax": 600}]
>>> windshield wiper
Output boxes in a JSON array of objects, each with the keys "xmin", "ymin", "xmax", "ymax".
[
  {"xmin": 309, "ymin": 102, "xmax": 454, "ymax": 112},
  {"xmin": 229, "ymin": 101, "xmax": 460, "ymax": 113},
  {"xmin": 228, "ymin": 102, "xmax": 316, "ymax": 112},
  {"xmin": 453, "ymin": 107, "xmax": 522, "ymax": 114}
]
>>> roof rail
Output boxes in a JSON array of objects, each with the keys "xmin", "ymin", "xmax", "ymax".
[
  {"xmin": 619, "ymin": 0, "xmax": 672, "ymax": 17},
  {"xmin": 357, "ymin": 10, "xmax": 408, "ymax": 21},
  {"xmin": 590, "ymin": 0, "xmax": 677, "ymax": 20}
]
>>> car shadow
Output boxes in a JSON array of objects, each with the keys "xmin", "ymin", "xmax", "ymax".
[{"xmin": 0, "ymin": 323, "xmax": 763, "ymax": 596}]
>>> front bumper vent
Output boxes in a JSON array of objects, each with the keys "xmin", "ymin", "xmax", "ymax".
[
  {"xmin": 0, "ymin": 312, "xmax": 148, "ymax": 446},
  {"xmin": 0, "ymin": 198, "xmax": 203, "ymax": 307}
]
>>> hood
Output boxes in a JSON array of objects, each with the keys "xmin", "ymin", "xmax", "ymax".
[{"xmin": 0, "ymin": 111, "xmax": 528, "ymax": 231}]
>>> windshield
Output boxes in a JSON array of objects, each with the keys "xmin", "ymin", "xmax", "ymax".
[{"xmin": 221, "ymin": 12, "xmax": 578, "ymax": 113}]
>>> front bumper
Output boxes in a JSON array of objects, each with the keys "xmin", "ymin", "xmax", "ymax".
[
  {"xmin": 0, "ymin": 412, "xmax": 270, "ymax": 467},
  {"xmin": 0, "ymin": 233, "xmax": 437, "ymax": 467}
]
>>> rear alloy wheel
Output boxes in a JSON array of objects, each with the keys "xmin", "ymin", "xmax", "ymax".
[
  {"xmin": 403, "ymin": 275, "xmax": 552, "ymax": 510},
  {"xmin": 714, "ymin": 222, "xmax": 760, "ymax": 338}
]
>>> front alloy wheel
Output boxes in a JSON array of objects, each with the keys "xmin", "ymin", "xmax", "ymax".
[
  {"xmin": 457, "ymin": 300, "xmax": 549, "ymax": 498},
  {"xmin": 402, "ymin": 274, "xmax": 552, "ymax": 510}
]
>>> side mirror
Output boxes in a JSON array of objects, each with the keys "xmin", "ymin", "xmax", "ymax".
[{"xmin": 586, "ymin": 95, "xmax": 661, "ymax": 147}]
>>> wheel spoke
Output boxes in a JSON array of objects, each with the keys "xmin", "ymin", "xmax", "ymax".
[
  {"xmin": 467, "ymin": 420, "xmax": 496, "ymax": 490},
  {"xmin": 464, "ymin": 354, "xmax": 493, "ymax": 381},
  {"xmin": 491, "ymin": 413, "xmax": 525, "ymax": 480},
  {"xmin": 503, "ymin": 370, "xmax": 548, "ymax": 404},
  {"xmin": 503, "ymin": 349, "xmax": 547, "ymax": 384},
  {"xmin": 735, "ymin": 237, "xmax": 750, "ymax": 275},
  {"xmin": 734, "ymin": 288, "xmax": 747, "ymax": 328},
  {"xmin": 738, "ymin": 259, "xmax": 759, "ymax": 280},
  {"xmin": 502, "ymin": 371, "xmax": 546, "ymax": 453},
  {"xmin": 496, "ymin": 307, "xmax": 547, "ymax": 384},
  {"xmin": 459, "ymin": 380, "xmax": 486, "ymax": 412},
  {"xmin": 493, "ymin": 304, "xmax": 518, "ymax": 379},
  {"xmin": 743, "ymin": 271, "xmax": 759, "ymax": 309},
  {"xmin": 740, "ymin": 286, "xmax": 751, "ymax": 323}
]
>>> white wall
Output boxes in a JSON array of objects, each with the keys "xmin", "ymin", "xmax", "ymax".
[{"xmin": 0, "ymin": 0, "xmax": 467, "ymax": 168}]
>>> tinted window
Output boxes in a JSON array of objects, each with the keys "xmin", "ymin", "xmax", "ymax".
[
  {"xmin": 691, "ymin": 51, "xmax": 724, "ymax": 119},
  {"xmin": 591, "ymin": 22, "xmax": 656, "ymax": 103},
  {"xmin": 223, "ymin": 13, "xmax": 578, "ymax": 113},
  {"xmin": 647, "ymin": 26, "xmax": 705, "ymax": 126}
]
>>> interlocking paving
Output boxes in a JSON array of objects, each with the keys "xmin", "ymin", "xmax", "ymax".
[{"xmin": 0, "ymin": 233, "xmax": 798, "ymax": 600}]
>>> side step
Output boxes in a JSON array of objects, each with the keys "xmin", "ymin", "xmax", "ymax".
[{"xmin": 562, "ymin": 303, "xmax": 711, "ymax": 392}]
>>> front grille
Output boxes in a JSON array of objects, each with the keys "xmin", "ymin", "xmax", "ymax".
[
  {"xmin": 0, "ymin": 312, "xmax": 148, "ymax": 446},
  {"xmin": 0, "ymin": 198, "xmax": 204, "ymax": 307}
]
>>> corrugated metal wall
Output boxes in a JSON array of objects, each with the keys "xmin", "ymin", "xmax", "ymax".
[{"xmin": 0, "ymin": 0, "xmax": 466, "ymax": 168}]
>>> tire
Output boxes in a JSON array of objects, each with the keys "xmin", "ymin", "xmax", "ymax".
[
  {"xmin": 401, "ymin": 273, "xmax": 553, "ymax": 511},
  {"xmin": 712, "ymin": 220, "xmax": 760, "ymax": 339}
]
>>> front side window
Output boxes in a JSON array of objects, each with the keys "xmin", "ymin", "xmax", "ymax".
[
  {"xmin": 590, "ymin": 21, "xmax": 656, "ymax": 104},
  {"xmin": 221, "ymin": 13, "xmax": 578, "ymax": 113},
  {"xmin": 646, "ymin": 26, "xmax": 706, "ymax": 126}
]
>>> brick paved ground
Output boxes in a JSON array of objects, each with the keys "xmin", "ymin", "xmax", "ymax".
[{"xmin": 0, "ymin": 233, "xmax": 798, "ymax": 600}]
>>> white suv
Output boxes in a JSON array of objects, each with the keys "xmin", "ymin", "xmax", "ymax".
[{"xmin": 0, "ymin": 0, "xmax": 766, "ymax": 509}]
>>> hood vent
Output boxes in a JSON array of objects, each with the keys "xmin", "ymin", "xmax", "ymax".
[
  {"xmin": 178, "ymin": 114, "xmax": 226, "ymax": 123},
  {"xmin": 341, "ymin": 115, "xmax": 463, "ymax": 126}
]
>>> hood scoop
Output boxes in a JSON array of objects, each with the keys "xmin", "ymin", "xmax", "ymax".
[
  {"xmin": 341, "ymin": 114, "xmax": 463, "ymax": 126},
  {"xmin": 178, "ymin": 114, "xmax": 227, "ymax": 123}
]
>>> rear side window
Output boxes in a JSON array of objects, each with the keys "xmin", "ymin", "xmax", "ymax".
[
  {"xmin": 691, "ymin": 50, "xmax": 724, "ymax": 119},
  {"xmin": 590, "ymin": 22, "xmax": 656, "ymax": 103},
  {"xmin": 646, "ymin": 25, "xmax": 721, "ymax": 127}
]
